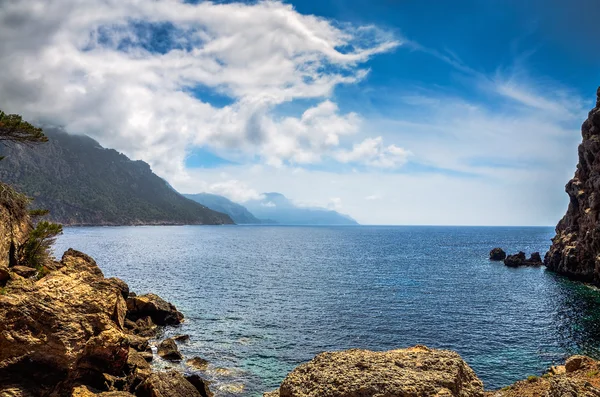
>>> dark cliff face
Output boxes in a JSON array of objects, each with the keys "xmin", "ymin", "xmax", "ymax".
[
  {"xmin": 0, "ymin": 128, "xmax": 234, "ymax": 226},
  {"xmin": 545, "ymin": 87, "xmax": 600, "ymax": 283}
]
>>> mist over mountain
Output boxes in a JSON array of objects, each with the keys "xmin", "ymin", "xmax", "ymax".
[
  {"xmin": 245, "ymin": 192, "xmax": 358, "ymax": 225},
  {"xmin": 0, "ymin": 129, "xmax": 233, "ymax": 226},
  {"xmin": 184, "ymin": 193, "xmax": 261, "ymax": 224}
]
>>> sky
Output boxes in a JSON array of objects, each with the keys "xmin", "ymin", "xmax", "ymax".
[{"xmin": 0, "ymin": 0, "xmax": 599, "ymax": 225}]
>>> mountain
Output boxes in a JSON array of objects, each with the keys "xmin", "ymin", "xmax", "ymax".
[
  {"xmin": 0, "ymin": 128, "xmax": 233, "ymax": 226},
  {"xmin": 184, "ymin": 193, "xmax": 261, "ymax": 224},
  {"xmin": 245, "ymin": 192, "xmax": 358, "ymax": 225}
]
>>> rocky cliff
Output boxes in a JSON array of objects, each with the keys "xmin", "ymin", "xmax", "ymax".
[{"xmin": 545, "ymin": 87, "xmax": 600, "ymax": 283}]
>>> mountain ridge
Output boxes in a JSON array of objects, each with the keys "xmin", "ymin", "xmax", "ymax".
[{"xmin": 0, "ymin": 129, "xmax": 234, "ymax": 226}]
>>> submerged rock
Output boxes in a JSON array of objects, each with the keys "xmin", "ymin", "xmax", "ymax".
[
  {"xmin": 264, "ymin": 345, "xmax": 484, "ymax": 397},
  {"xmin": 489, "ymin": 248, "xmax": 507, "ymax": 261},
  {"xmin": 158, "ymin": 338, "xmax": 183, "ymax": 361},
  {"xmin": 546, "ymin": 87, "xmax": 600, "ymax": 284},
  {"xmin": 187, "ymin": 357, "xmax": 209, "ymax": 371}
]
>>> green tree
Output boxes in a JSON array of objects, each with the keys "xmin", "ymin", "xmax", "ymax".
[
  {"xmin": 18, "ymin": 221, "xmax": 63, "ymax": 269},
  {"xmin": 0, "ymin": 110, "xmax": 47, "ymax": 146}
]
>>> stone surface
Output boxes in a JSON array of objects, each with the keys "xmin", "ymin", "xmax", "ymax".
[
  {"xmin": 565, "ymin": 355, "xmax": 595, "ymax": 373},
  {"xmin": 158, "ymin": 338, "xmax": 183, "ymax": 361},
  {"xmin": 0, "ymin": 265, "xmax": 9, "ymax": 282},
  {"xmin": 10, "ymin": 265, "xmax": 37, "ymax": 278},
  {"xmin": 0, "ymin": 199, "xmax": 29, "ymax": 269},
  {"xmin": 126, "ymin": 293, "xmax": 184, "ymax": 326},
  {"xmin": 136, "ymin": 371, "xmax": 203, "ymax": 397},
  {"xmin": 504, "ymin": 252, "xmax": 543, "ymax": 267},
  {"xmin": 187, "ymin": 357, "xmax": 209, "ymax": 371},
  {"xmin": 546, "ymin": 87, "xmax": 600, "ymax": 284},
  {"xmin": 185, "ymin": 374, "xmax": 214, "ymax": 397},
  {"xmin": 489, "ymin": 248, "xmax": 506, "ymax": 261},
  {"xmin": 265, "ymin": 345, "xmax": 484, "ymax": 397},
  {"xmin": 173, "ymin": 334, "xmax": 190, "ymax": 342}
]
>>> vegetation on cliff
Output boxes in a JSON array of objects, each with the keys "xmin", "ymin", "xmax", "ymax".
[{"xmin": 0, "ymin": 127, "xmax": 233, "ymax": 225}]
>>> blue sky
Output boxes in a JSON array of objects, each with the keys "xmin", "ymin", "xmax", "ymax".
[{"xmin": 0, "ymin": 0, "xmax": 598, "ymax": 224}]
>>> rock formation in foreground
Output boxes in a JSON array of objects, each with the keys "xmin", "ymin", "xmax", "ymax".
[
  {"xmin": 264, "ymin": 345, "xmax": 484, "ymax": 397},
  {"xmin": 546, "ymin": 87, "xmax": 600, "ymax": 284},
  {"xmin": 0, "ymin": 192, "xmax": 211, "ymax": 396},
  {"xmin": 265, "ymin": 346, "xmax": 600, "ymax": 397}
]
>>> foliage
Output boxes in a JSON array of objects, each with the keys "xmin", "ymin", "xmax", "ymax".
[
  {"xmin": 18, "ymin": 221, "xmax": 63, "ymax": 269},
  {"xmin": 0, "ymin": 111, "xmax": 47, "ymax": 146},
  {"xmin": 0, "ymin": 181, "xmax": 29, "ymax": 220},
  {"xmin": 29, "ymin": 208, "xmax": 50, "ymax": 218},
  {"xmin": 527, "ymin": 375, "xmax": 538, "ymax": 383}
]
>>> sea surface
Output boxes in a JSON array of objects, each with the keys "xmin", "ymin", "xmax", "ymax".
[{"xmin": 54, "ymin": 225, "xmax": 600, "ymax": 396}]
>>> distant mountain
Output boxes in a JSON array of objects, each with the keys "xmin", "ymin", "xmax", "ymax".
[
  {"xmin": 245, "ymin": 192, "xmax": 358, "ymax": 225},
  {"xmin": 0, "ymin": 128, "xmax": 233, "ymax": 226},
  {"xmin": 184, "ymin": 193, "xmax": 261, "ymax": 224}
]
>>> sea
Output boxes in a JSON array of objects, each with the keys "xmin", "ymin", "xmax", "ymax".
[{"xmin": 54, "ymin": 225, "xmax": 600, "ymax": 396}]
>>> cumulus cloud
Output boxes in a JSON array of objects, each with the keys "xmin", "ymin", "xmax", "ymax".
[
  {"xmin": 0, "ymin": 0, "xmax": 400, "ymax": 176},
  {"xmin": 335, "ymin": 137, "xmax": 411, "ymax": 168}
]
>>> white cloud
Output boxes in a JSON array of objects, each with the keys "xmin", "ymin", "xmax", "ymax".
[
  {"xmin": 0, "ymin": 0, "xmax": 400, "ymax": 176},
  {"xmin": 335, "ymin": 137, "xmax": 411, "ymax": 168}
]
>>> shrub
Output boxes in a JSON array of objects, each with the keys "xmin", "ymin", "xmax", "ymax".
[
  {"xmin": 18, "ymin": 221, "xmax": 63, "ymax": 269},
  {"xmin": 527, "ymin": 375, "xmax": 538, "ymax": 383}
]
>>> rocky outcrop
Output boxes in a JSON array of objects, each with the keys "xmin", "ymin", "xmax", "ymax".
[
  {"xmin": 504, "ymin": 252, "xmax": 543, "ymax": 267},
  {"xmin": 264, "ymin": 345, "xmax": 484, "ymax": 397},
  {"xmin": 126, "ymin": 293, "xmax": 184, "ymax": 326},
  {"xmin": 546, "ymin": 87, "xmax": 600, "ymax": 284},
  {"xmin": 489, "ymin": 248, "xmax": 506, "ymax": 261},
  {"xmin": 0, "ymin": 245, "xmax": 209, "ymax": 396},
  {"xmin": 485, "ymin": 355, "xmax": 600, "ymax": 397},
  {"xmin": 0, "ymin": 185, "xmax": 29, "ymax": 270}
]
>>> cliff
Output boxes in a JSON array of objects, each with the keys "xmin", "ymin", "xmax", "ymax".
[
  {"xmin": 545, "ymin": 87, "xmax": 600, "ymax": 283},
  {"xmin": 0, "ymin": 128, "xmax": 233, "ymax": 226}
]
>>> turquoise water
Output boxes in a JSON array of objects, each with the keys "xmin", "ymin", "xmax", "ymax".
[{"xmin": 54, "ymin": 226, "xmax": 600, "ymax": 395}]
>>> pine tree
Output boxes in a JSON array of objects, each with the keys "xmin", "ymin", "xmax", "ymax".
[{"xmin": 0, "ymin": 110, "xmax": 48, "ymax": 146}]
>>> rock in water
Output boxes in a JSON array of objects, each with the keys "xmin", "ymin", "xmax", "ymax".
[
  {"xmin": 126, "ymin": 293, "xmax": 184, "ymax": 326},
  {"xmin": 158, "ymin": 338, "xmax": 183, "ymax": 361},
  {"xmin": 546, "ymin": 87, "xmax": 600, "ymax": 284},
  {"xmin": 489, "ymin": 248, "xmax": 507, "ymax": 261},
  {"xmin": 137, "ymin": 371, "xmax": 205, "ymax": 397},
  {"xmin": 504, "ymin": 252, "xmax": 527, "ymax": 267},
  {"xmin": 264, "ymin": 345, "xmax": 484, "ymax": 397}
]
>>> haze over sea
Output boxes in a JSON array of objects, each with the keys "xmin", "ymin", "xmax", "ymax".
[{"xmin": 55, "ymin": 225, "xmax": 600, "ymax": 396}]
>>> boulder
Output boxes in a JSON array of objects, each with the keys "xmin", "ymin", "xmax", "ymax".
[
  {"xmin": 546, "ymin": 378, "xmax": 600, "ymax": 397},
  {"xmin": 126, "ymin": 293, "xmax": 184, "ymax": 326},
  {"xmin": 11, "ymin": 265, "xmax": 37, "ymax": 278},
  {"xmin": 185, "ymin": 374, "xmax": 214, "ymax": 397},
  {"xmin": 158, "ymin": 338, "xmax": 183, "ymax": 361},
  {"xmin": 264, "ymin": 345, "xmax": 483, "ymax": 397},
  {"xmin": 565, "ymin": 355, "xmax": 595, "ymax": 373},
  {"xmin": 504, "ymin": 252, "xmax": 527, "ymax": 267},
  {"xmin": 504, "ymin": 252, "xmax": 543, "ymax": 267},
  {"xmin": 173, "ymin": 334, "xmax": 190, "ymax": 342},
  {"xmin": 125, "ymin": 316, "xmax": 157, "ymax": 337},
  {"xmin": 187, "ymin": 357, "xmax": 209, "ymax": 371},
  {"xmin": 136, "ymin": 371, "xmax": 203, "ymax": 397},
  {"xmin": 0, "ymin": 265, "xmax": 10, "ymax": 282},
  {"xmin": 489, "ymin": 248, "xmax": 506, "ymax": 261},
  {"xmin": 70, "ymin": 385, "xmax": 135, "ymax": 396}
]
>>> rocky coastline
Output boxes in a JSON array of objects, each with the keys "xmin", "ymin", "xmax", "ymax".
[{"xmin": 4, "ymin": 88, "xmax": 600, "ymax": 396}]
